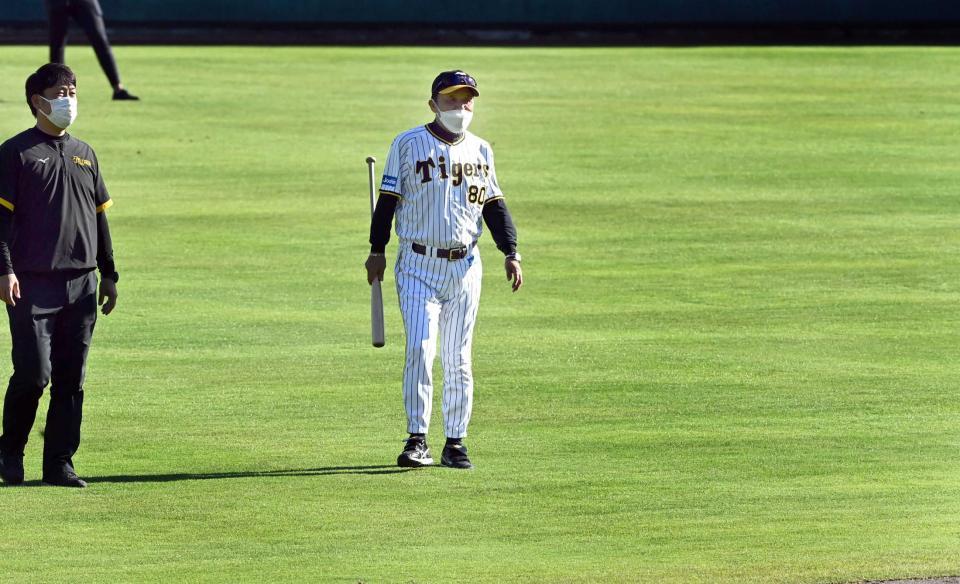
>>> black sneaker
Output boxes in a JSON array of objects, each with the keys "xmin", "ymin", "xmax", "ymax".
[
  {"xmin": 441, "ymin": 442, "xmax": 473, "ymax": 469},
  {"xmin": 0, "ymin": 451, "xmax": 24, "ymax": 485},
  {"xmin": 112, "ymin": 89, "xmax": 139, "ymax": 101},
  {"xmin": 397, "ymin": 436, "xmax": 433, "ymax": 467},
  {"xmin": 41, "ymin": 470, "xmax": 87, "ymax": 488}
]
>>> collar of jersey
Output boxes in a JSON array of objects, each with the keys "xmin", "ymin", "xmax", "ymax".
[
  {"xmin": 425, "ymin": 122, "xmax": 465, "ymax": 146},
  {"xmin": 31, "ymin": 126, "xmax": 70, "ymax": 143}
]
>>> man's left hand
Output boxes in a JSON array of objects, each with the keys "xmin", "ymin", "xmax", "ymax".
[
  {"xmin": 505, "ymin": 259, "xmax": 523, "ymax": 293},
  {"xmin": 99, "ymin": 277, "xmax": 118, "ymax": 315}
]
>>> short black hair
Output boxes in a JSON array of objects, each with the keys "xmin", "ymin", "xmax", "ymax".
[{"xmin": 25, "ymin": 63, "xmax": 76, "ymax": 116}]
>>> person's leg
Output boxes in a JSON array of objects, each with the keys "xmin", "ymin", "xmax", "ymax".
[
  {"xmin": 0, "ymin": 277, "xmax": 57, "ymax": 461},
  {"xmin": 43, "ymin": 272, "xmax": 96, "ymax": 479},
  {"xmin": 397, "ymin": 257, "xmax": 442, "ymax": 436},
  {"xmin": 438, "ymin": 254, "xmax": 482, "ymax": 441},
  {"xmin": 71, "ymin": 0, "xmax": 123, "ymax": 90},
  {"xmin": 45, "ymin": 0, "xmax": 70, "ymax": 63}
]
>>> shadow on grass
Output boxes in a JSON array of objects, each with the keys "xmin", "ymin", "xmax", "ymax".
[{"xmin": 87, "ymin": 465, "xmax": 422, "ymax": 484}]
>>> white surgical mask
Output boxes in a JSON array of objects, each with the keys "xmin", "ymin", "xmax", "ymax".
[
  {"xmin": 39, "ymin": 95, "xmax": 78, "ymax": 129},
  {"xmin": 434, "ymin": 101, "xmax": 473, "ymax": 134}
]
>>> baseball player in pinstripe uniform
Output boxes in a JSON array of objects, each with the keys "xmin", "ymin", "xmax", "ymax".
[{"xmin": 365, "ymin": 70, "xmax": 522, "ymax": 470}]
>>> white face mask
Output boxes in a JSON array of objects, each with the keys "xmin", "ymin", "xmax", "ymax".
[
  {"xmin": 434, "ymin": 101, "xmax": 473, "ymax": 134},
  {"xmin": 39, "ymin": 95, "xmax": 78, "ymax": 129}
]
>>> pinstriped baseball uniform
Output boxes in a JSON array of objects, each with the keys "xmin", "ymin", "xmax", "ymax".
[{"xmin": 380, "ymin": 124, "xmax": 503, "ymax": 438}]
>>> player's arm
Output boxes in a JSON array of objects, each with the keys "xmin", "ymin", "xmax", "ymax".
[
  {"xmin": 365, "ymin": 137, "xmax": 405, "ymax": 285},
  {"xmin": 481, "ymin": 198, "xmax": 516, "ymax": 256},
  {"xmin": 0, "ymin": 212, "xmax": 18, "ymax": 306},
  {"xmin": 96, "ymin": 210, "xmax": 118, "ymax": 315},
  {"xmin": 482, "ymin": 198, "xmax": 522, "ymax": 292},
  {"xmin": 366, "ymin": 194, "xmax": 399, "ymax": 284},
  {"xmin": 0, "ymin": 143, "xmax": 21, "ymax": 306},
  {"xmin": 92, "ymin": 152, "xmax": 118, "ymax": 315},
  {"xmin": 480, "ymin": 144, "xmax": 522, "ymax": 292}
]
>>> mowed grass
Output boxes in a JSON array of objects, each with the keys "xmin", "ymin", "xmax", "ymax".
[{"xmin": 0, "ymin": 46, "xmax": 958, "ymax": 583}]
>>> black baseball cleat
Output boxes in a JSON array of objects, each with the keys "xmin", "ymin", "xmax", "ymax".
[
  {"xmin": 397, "ymin": 436, "xmax": 434, "ymax": 467},
  {"xmin": 440, "ymin": 442, "xmax": 473, "ymax": 469},
  {"xmin": 112, "ymin": 89, "xmax": 139, "ymax": 101},
  {"xmin": 41, "ymin": 470, "xmax": 87, "ymax": 488},
  {"xmin": 0, "ymin": 451, "xmax": 25, "ymax": 485}
]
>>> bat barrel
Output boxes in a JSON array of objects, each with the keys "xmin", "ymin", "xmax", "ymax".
[{"xmin": 367, "ymin": 155, "xmax": 385, "ymax": 348}]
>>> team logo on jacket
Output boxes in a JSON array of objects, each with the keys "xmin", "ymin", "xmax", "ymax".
[{"xmin": 72, "ymin": 156, "xmax": 92, "ymax": 168}]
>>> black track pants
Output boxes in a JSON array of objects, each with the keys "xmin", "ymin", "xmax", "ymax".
[
  {"xmin": 0, "ymin": 271, "xmax": 97, "ymax": 476},
  {"xmin": 46, "ymin": 0, "xmax": 121, "ymax": 88}
]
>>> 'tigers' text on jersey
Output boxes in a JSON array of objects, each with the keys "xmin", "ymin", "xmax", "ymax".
[{"xmin": 415, "ymin": 155, "xmax": 491, "ymax": 187}]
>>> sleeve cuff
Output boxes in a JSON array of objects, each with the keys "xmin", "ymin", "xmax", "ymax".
[
  {"xmin": 379, "ymin": 190, "xmax": 403, "ymax": 199},
  {"xmin": 96, "ymin": 199, "xmax": 114, "ymax": 213},
  {"xmin": 0, "ymin": 197, "xmax": 14, "ymax": 212}
]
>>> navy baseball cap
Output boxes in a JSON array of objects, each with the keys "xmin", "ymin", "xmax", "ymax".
[{"xmin": 431, "ymin": 70, "xmax": 479, "ymax": 98}]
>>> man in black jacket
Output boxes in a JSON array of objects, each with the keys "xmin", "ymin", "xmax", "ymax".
[
  {"xmin": 0, "ymin": 63, "xmax": 120, "ymax": 488},
  {"xmin": 45, "ymin": 0, "xmax": 139, "ymax": 100}
]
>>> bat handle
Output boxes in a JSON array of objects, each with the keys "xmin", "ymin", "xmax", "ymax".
[{"xmin": 366, "ymin": 157, "xmax": 377, "ymax": 214}]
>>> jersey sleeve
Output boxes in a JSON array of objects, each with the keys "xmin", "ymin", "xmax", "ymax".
[
  {"xmin": 0, "ymin": 142, "xmax": 20, "ymax": 213},
  {"xmin": 91, "ymin": 150, "xmax": 113, "ymax": 213},
  {"xmin": 481, "ymin": 142, "xmax": 503, "ymax": 205},
  {"xmin": 378, "ymin": 135, "xmax": 405, "ymax": 199}
]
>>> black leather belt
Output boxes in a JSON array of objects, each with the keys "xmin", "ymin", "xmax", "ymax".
[{"xmin": 412, "ymin": 242, "xmax": 473, "ymax": 261}]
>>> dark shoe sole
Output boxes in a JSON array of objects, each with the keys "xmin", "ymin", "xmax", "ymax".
[
  {"xmin": 397, "ymin": 454, "xmax": 434, "ymax": 468},
  {"xmin": 41, "ymin": 478, "xmax": 87, "ymax": 488},
  {"xmin": 440, "ymin": 456, "xmax": 473, "ymax": 469}
]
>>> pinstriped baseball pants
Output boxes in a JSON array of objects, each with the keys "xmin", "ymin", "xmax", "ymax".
[{"xmin": 395, "ymin": 245, "xmax": 482, "ymax": 439}]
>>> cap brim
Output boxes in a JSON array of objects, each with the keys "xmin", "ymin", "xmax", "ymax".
[{"xmin": 438, "ymin": 84, "xmax": 479, "ymax": 96}]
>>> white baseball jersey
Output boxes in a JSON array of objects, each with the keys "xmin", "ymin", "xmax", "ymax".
[
  {"xmin": 381, "ymin": 123, "xmax": 503, "ymax": 440},
  {"xmin": 379, "ymin": 124, "xmax": 503, "ymax": 249}
]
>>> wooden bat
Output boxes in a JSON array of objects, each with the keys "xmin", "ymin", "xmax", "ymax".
[{"xmin": 366, "ymin": 156, "xmax": 386, "ymax": 348}]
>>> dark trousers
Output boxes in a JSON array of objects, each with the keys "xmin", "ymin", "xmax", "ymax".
[
  {"xmin": 0, "ymin": 271, "xmax": 97, "ymax": 476},
  {"xmin": 45, "ymin": 0, "xmax": 121, "ymax": 88}
]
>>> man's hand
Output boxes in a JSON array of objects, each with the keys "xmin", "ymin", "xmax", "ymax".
[
  {"xmin": 98, "ymin": 277, "xmax": 118, "ymax": 315},
  {"xmin": 0, "ymin": 273, "xmax": 20, "ymax": 306},
  {"xmin": 505, "ymin": 258, "xmax": 523, "ymax": 292},
  {"xmin": 365, "ymin": 254, "xmax": 386, "ymax": 285}
]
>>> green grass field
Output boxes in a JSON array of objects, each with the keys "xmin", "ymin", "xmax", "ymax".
[{"xmin": 0, "ymin": 45, "xmax": 958, "ymax": 583}]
